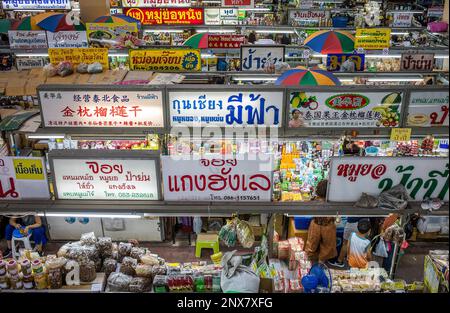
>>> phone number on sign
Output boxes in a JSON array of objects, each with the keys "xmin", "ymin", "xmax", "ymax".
[{"xmin": 210, "ymin": 195, "xmax": 261, "ymax": 201}]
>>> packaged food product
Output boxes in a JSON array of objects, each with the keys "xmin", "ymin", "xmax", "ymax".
[
  {"xmin": 0, "ymin": 275, "xmax": 10, "ymax": 289},
  {"xmin": 106, "ymin": 272, "xmax": 132, "ymax": 292},
  {"xmin": 22, "ymin": 275, "xmax": 34, "ymax": 289},
  {"xmin": 219, "ymin": 219, "xmax": 237, "ymax": 247},
  {"xmin": 153, "ymin": 275, "xmax": 168, "ymax": 293},
  {"xmin": 167, "ymin": 275, "xmax": 194, "ymax": 292},
  {"xmin": 32, "ymin": 259, "xmax": 44, "ymax": 274},
  {"xmin": 140, "ymin": 253, "xmax": 159, "ymax": 266},
  {"xmin": 66, "ymin": 242, "xmax": 100, "ymax": 262},
  {"xmin": 76, "ymin": 63, "xmax": 89, "ymax": 74},
  {"xmin": 120, "ymin": 257, "xmax": 137, "ymax": 276},
  {"xmin": 0, "ymin": 260, "xmax": 6, "ymax": 276},
  {"xmin": 56, "ymin": 61, "xmax": 74, "ymax": 77},
  {"xmin": 118, "ymin": 242, "xmax": 132, "ymax": 260},
  {"xmin": 236, "ymin": 219, "xmax": 255, "ymax": 248},
  {"xmin": 9, "ymin": 275, "xmax": 23, "ymax": 290},
  {"xmin": 87, "ymin": 62, "xmax": 103, "ymax": 74},
  {"xmin": 102, "ymin": 258, "xmax": 118, "ymax": 279},
  {"xmin": 79, "ymin": 259, "xmax": 96, "ymax": 283},
  {"xmin": 80, "ymin": 232, "xmax": 97, "ymax": 246},
  {"xmin": 34, "ymin": 272, "xmax": 48, "ymax": 290},
  {"xmin": 130, "ymin": 247, "xmax": 146, "ymax": 262},
  {"xmin": 7, "ymin": 260, "xmax": 18, "ymax": 275},
  {"xmin": 48, "ymin": 267, "xmax": 63, "ymax": 289},
  {"xmin": 20, "ymin": 259, "xmax": 32, "ymax": 276},
  {"xmin": 43, "ymin": 63, "xmax": 57, "ymax": 77},
  {"xmin": 96, "ymin": 237, "xmax": 113, "ymax": 257},
  {"xmin": 277, "ymin": 241, "xmax": 290, "ymax": 260},
  {"xmin": 152, "ymin": 265, "xmax": 167, "ymax": 276},
  {"xmin": 129, "ymin": 277, "xmax": 152, "ymax": 293},
  {"xmin": 135, "ymin": 264, "xmax": 153, "ymax": 278}
]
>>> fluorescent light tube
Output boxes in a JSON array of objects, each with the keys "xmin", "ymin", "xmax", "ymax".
[
  {"xmin": 368, "ymin": 77, "xmax": 423, "ymax": 82},
  {"xmin": 27, "ymin": 135, "xmax": 65, "ymax": 139},
  {"xmin": 255, "ymin": 30, "xmax": 295, "ymax": 34},
  {"xmin": 232, "ymin": 76, "xmax": 277, "ymax": 81},
  {"xmin": 144, "ymin": 29, "xmax": 184, "ymax": 33},
  {"xmin": 39, "ymin": 213, "xmax": 141, "ymax": 219}
]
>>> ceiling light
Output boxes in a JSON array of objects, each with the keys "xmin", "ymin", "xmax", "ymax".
[
  {"xmin": 368, "ymin": 77, "xmax": 423, "ymax": 82},
  {"xmin": 144, "ymin": 29, "xmax": 184, "ymax": 33},
  {"xmin": 39, "ymin": 213, "xmax": 142, "ymax": 219},
  {"xmin": 232, "ymin": 76, "xmax": 277, "ymax": 81},
  {"xmin": 27, "ymin": 134, "xmax": 65, "ymax": 139},
  {"xmin": 255, "ymin": 29, "xmax": 295, "ymax": 34}
]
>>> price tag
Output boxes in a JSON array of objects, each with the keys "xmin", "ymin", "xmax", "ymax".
[{"xmin": 390, "ymin": 128, "xmax": 412, "ymax": 142}]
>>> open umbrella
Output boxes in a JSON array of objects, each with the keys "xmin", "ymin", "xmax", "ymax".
[
  {"xmin": 275, "ymin": 69, "xmax": 341, "ymax": 86},
  {"xmin": 94, "ymin": 14, "xmax": 141, "ymax": 28},
  {"xmin": 11, "ymin": 16, "xmax": 42, "ymax": 31},
  {"xmin": 183, "ymin": 33, "xmax": 208, "ymax": 49},
  {"xmin": 304, "ymin": 30, "xmax": 355, "ymax": 54},
  {"xmin": 0, "ymin": 19, "xmax": 14, "ymax": 33},
  {"xmin": 36, "ymin": 13, "xmax": 85, "ymax": 32}
]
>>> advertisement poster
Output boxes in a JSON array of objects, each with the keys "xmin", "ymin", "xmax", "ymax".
[
  {"xmin": 355, "ymin": 28, "xmax": 391, "ymax": 50},
  {"xmin": 326, "ymin": 53, "xmax": 365, "ymax": 72},
  {"xmin": 16, "ymin": 57, "xmax": 46, "ymax": 70},
  {"xmin": 48, "ymin": 48, "xmax": 109, "ymax": 69},
  {"xmin": 8, "ymin": 31, "xmax": 48, "ymax": 49},
  {"xmin": 288, "ymin": 91, "xmax": 403, "ymax": 128},
  {"xmin": 407, "ymin": 91, "xmax": 449, "ymax": 127},
  {"xmin": 129, "ymin": 49, "xmax": 201, "ymax": 71},
  {"xmin": 208, "ymin": 34, "xmax": 245, "ymax": 48},
  {"xmin": 241, "ymin": 45, "xmax": 285, "ymax": 71},
  {"xmin": 124, "ymin": 7, "xmax": 204, "ymax": 25},
  {"xmin": 392, "ymin": 12, "xmax": 413, "ymax": 27},
  {"xmin": 162, "ymin": 155, "xmax": 273, "ymax": 201},
  {"xmin": 51, "ymin": 157, "xmax": 160, "ymax": 200},
  {"xmin": 121, "ymin": 0, "xmax": 191, "ymax": 6},
  {"xmin": 400, "ymin": 53, "xmax": 435, "ymax": 71},
  {"xmin": 328, "ymin": 157, "xmax": 449, "ymax": 202},
  {"xmin": 47, "ymin": 31, "xmax": 88, "ymax": 48},
  {"xmin": 205, "ymin": 8, "xmax": 239, "ymax": 25},
  {"xmin": 86, "ymin": 23, "xmax": 141, "ymax": 49},
  {"xmin": 2, "ymin": 0, "xmax": 71, "ymax": 10},
  {"xmin": 169, "ymin": 90, "xmax": 284, "ymax": 127},
  {"xmin": 288, "ymin": 9, "xmax": 330, "ymax": 26},
  {"xmin": 221, "ymin": 0, "xmax": 254, "ymax": 8},
  {"xmin": 0, "ymin": 157, "xmax": 50, "ymax": 200},
  {"xmin": 39, "ymin": 90, "xmax": 165, "ymax": 128},
  {"xmin": 0, "ymin": 53, "xmax": 13, "ymax": 71}
]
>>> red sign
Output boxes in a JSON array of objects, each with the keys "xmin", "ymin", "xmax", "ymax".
[
  {"xmin": 208, "ymin": 34, "xmax": 245, "ymax": 49},
  {"xmin": 325, "ymin": 94, "xmax": 370, "ymax": 110},
  {"xmin": 222, "ymin": 0, "xmax": 254, "ymax": 7},
  {"xmin": 124, "ymin": 7, "xmax": 204, "ymax": 25}
]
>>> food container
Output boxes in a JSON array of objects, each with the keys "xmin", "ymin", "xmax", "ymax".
[
  {"xmin": 48, "ymin": 267, "xmax": 63, "ymax": 289},
  {"xmin": 34, "ymin": 272, "xmax": 48, "ymax": 290},
  {"xmin": 23, "ymin": 275, "xmax": 34, "ymax": 289},
  {"xmin": 0, "ymin": 260, "xmax": 6, "ymax": 275},
  {"xmin": 7, "ymin": 260, "xmax": 18, "ymax": 275},
  {"xmin": 32, "ymin": 259, "xmax": 44, "ymax": 274},
  {"xmin": 20, "ymin": 259, "xmax": 32, "ymax": 276}
]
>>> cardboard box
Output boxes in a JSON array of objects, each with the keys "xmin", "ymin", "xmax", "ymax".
[{"xmin": 259, "ymin": 278, "xmax": 274, "ymax": 293}]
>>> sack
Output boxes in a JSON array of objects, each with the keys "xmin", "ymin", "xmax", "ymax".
[
  {"xmin": 355, "ymin": 192, "xmax": 379, "ymax": 208},
  {"xmin": 373, "ymin": 238, "xmax": 388, "ymax": 258},
  {"xmin": 220, "ymin": 251, "xmax": 260, "ymax": 293},
  {"xmin": 378, "ymin": 184, "xmax": 410, "ymax": 211}
]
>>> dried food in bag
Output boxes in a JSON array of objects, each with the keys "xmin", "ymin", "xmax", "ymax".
[
  {"xmin": 153, "ymin": 275, "xmax": 168, "ymax": 293},
  {"xmin": 96, "ymin": 237, "xmax": 113, "ymax": 257},
  {"xmin": 43, "ymin": 63, "xmax": 57, "ymax": 77},
  {"xmin": 87, "ymin": 62, "xmax": 103, "ymax": 74},
  {"xmin": 130, "ymin": 247, "xmax": 146, "ymax": 262},
  {"xmin": 135, "ymin": 264, "xmax": 153, "ymax": 278},
  {"xmin": 129, "ymin": 277, "xmax": 152, "ymax": 293},
  {"xmin": 56, "ymin": 61, "xmax": 74, "ymax": 77},
  {"xmin": 102, "ymin": 258, "xmax": 118, "ymax": 279},
  {"xmin": 118, "ymin": 242, "xmax": 132, "ymax": 259},
  {"xmin": 151, "ymin": 265, "xmax": 167, "ymax": 276},
  {"xmin": 106, "ymin": 272, "xmax": 132, "ymax": 292},
  {"xmin": 219, "ymin": 219, "xmax": 237, "ymax": 247},
  {"xmin": 140, "ymin": 253, "xmax": 159, "ymax": 266},
  {"xmin": 45, "ymin": 257, "xmax": 67, "ymax": 270},
  {"xmin": 236, "ymin": 219, "xmax": 255, "ymax": 248},
  {"xmin": 48, "ymin": 267, "xmax": 63, "ymax": 289},
  {"xmin": 76, "ymin": 63, "xmax": 89, "ymax": 74},
  {"xmin": 120, "ymin": 257, "xmax": 137, "ymax": 276},
  {"xmin": 80, "ymin": 232, "xmax": 97, "ymax": 246},
  {"xmin": 80, "ymin": 259, "xmax": 96, "ymax": 282}
]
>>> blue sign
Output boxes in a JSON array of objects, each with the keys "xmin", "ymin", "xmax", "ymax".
[{"xmin": 326, "ymin": 53, "xmax": 365, "ymax": 72}]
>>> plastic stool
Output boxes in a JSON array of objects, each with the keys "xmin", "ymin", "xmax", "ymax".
[
  {"xmin": 195, "ymin": 234, "xmax": 219, "ymax": 258},
  {"xmin": 12, "ymin": 230, "xmax": 32, "ymax": 260}
]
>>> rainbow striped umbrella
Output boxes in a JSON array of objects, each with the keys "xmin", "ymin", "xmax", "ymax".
[
  {"xmin": 94, "ymin": 14, "xmax": 141, "ymax": 28},
  {"xmin": 183, "ymin": 33, "xmax": 208, "ymax": 49},
  {"xmin": 11, "ymin": 16, "xmax": 42, "ymax": 31},
  {"xmin": 304, "ymin": 30, "xmax": 355, "ymax": 54},
  {"xmin": 36, "ymin": 13, "xmax": 86, "ymax": 32},
  {"xmin": 275, "ymin": 69, "xmax": 341, "ymax": 86}
]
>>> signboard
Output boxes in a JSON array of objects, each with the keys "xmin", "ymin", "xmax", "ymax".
[
  {"xmin": 390, "ymin": 128, "xmax": 411, "ymax": 142},
  {"xmin": 222, "ymin": 0, "xmax": 254, "ymax": 8},
  {"xmin": 162, "ymin": 155, "xmax": 273, "ymax": 201},
  {"xmin": 326, "ymin": 53, "xmax": 365, "ymax": 72},
  {"xmin": 47, "ymin": 31, "xmax": 88, "ymax": 48},
  {"xmin": 0, "ymin": 156, "xmax": 50, "ymax": 200},
  {"xmin": 38, "ymin": 89, "xmax": 164, "ymax": 128},
  {"xmin": 121, "ymin": 0, "xmax": 191, "ymax": 7},
  {"xmin": 355, "ymin": 28, "xmax": 391, "ymax": 50},
  {"xmin": 392, "ymin": 12, "xmax": 413, "ymax": 27},
  {"xmin": 48, "ymin": 48, "xmax": 109, "ymax": 69},
  {"xmin": 205, "ymin": 8, "xmax": 239, "ymax": 25},
  {"xmin": 288, "ymin": 9, "xmax": 330, "ymax": 26},
  {"xmin": 241, "ymin": 45, "xmax": 285, "ymax": 71},
  {"xmin": 129, "ymin": 49, "xmax": 201, "ymax": 71},
  {"xmin": 168, "ymin": 90, "xmax": 284, "ymax": 127},
  {"xmin": 50, "ymin": 152, "xmax": 161, "ymax": 200},
  {"xmin": 0, "ymin": 53, "xmax": 13, "ymax": 71},
  {"xmin": 86, "ymin": 23, "xmax": 140, "ymax": 49},
  {"xmin": 8, "ymin": 31, "xmax": 48, "ymax": 49},
  {"xmin": 407, "ymin": 91, "xmax": 449, "ymax": 127},
  {"xmin": 2, "ymin": 0, "xmax": 71, "ymax": 10},
  {"xmin": 16, "ymin": 57, "xmax": 46, "ymax": 71},
  {"xmin": 400, "ymin": 53, "xmax": 435, "ymax": 71},
  {"xmin": 208, "ymin": 34, "xmax": 245, "ymax": 48},
  {"xmin": 124, "ymin": 7, "xmax": 204, "ymax": 25},
  {"xmin": 328, "ymin": 157, "xmax": 449, "ymax": 202},
  {"xmin": 288, "ymin": 91, "xmax": 403, "ymax": 128}
]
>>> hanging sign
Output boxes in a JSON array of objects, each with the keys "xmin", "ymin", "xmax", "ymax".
[
  {"xmin": 204, "ymin": 8, "xmax": 239, "ymax": 25},
  {"xmin": 86, "ymin": 23, "xmax": 140, "ymax": 49},
  {"xmin": 0, "ymin": 156, "xmax": 50, "ymax": 200},
  {"xmin": 390, "ymin": 128, "xmax": 411, "ymax": 141},
  {"xmin": 48, "ymin": 48, "xmax": 109, "ymax": 69},
  {"xmin": 392, "ymin": 12, "xmax": 413, "ymax": 27},
  {"xmin": 326, "ymin": 53, "xmax": 365, "ymax": 72},
  {"xmin": 288, "ymin": 91, "xmax": 403, "ymax": 128},
  {"xmin": 0, "ymin": 53, "xmax": 13, "ymax": 71},
  {"xmin": 121, "ymin": 0, "xmax": 191, "ymax": 7},
  {"xmin": 8, "ymin": 31, "xmax": 48, "ymax": 49},
  {"xmin": 123, "ymin": 7, "xmax": 204, "ymax": 25},
  {"xmin": 168, "ymin": 90, "xmax": 284, "ymax": 127},
  {"xmin": 241, "ymin": 45, "xmax": 285, "ymax": 71},
  {"xmin": 162, "ymin": 155, "xmax": 273, "ymax": 201},
  {"xmin": 50, "ymin": 152, "xmax": 161, "ymax": 200},
  {"xmin": 1, "ymin": 0, "xmax": 71, "ymax": 10},
  {"xmin": 355, "ymin": 28, "xmax": 391, "ymax": 50},
  {"xmin": 16, "ymin": 57, "xmax": 46, "ymax": 71},
  {"xmin": 328, "ymin": 157, "xmax": 449, "ymax": 202},
  {"xmin": 221, "ymin": 0, "xmax": 254, "ymax": 8},
  {"xmin": 288, "ymin": 9, "xmax": 330, "ymax": 26},
  {"xmin": 38, "ymin": 89, "xmax": 164, "ymax": 128},
  {"xmin": 407, "ymin": 91, "xmax": 449, "ymax": 127},
  {"xmin": 47, "ymin": 31, "xmax": 88, "ymax": 48},
  {"xmin": 129, "ymin": 49, "xmax": 201, "ymax": 71},
  {"xmin": 400, "ymin": 53, "xmax": 435, "ymax": 71},
  {"xmin": 208, "ymin": 34, "xmax": 245, "ymax": 48}
]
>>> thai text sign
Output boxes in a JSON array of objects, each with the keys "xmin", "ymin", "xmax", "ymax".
[
  {"xmin": 48, "ymin": 48, "xmax": 109, "ymax": 69},
  {"xmin": 355, "ymin": 28, "xmax": 391, "ymax": 50},
  {"xmin": 390, "ymin": 128, "xmax": 411, "ymax": 142},
  {"xmin": 86, "ymin": 23, "xmax": 140, "ymax": 49},
  {"xmin": 47, "ymin": 31, "xmax": 88, "ymax": 48},
  {"xmin": 241, "ymin": 45, "xmax": 285, "ymax": 71},
  {"xmin": 288, "ymin": 9, "xmax": 330, "ymax": 26},
  {"xmin": 222, "ymin": 0, "xmax": 254, "ymax": 8},
  {"xmin": 162, "ymin": 156, "xmax": 273, "ymax": 201},
  {"xmin": 400, "ymin": 53, "xmax": 435, "ymax": 71},
  {"xmin": 121, "ymin": 0, "xmax": 191, "ymax": 6},
  {"xmin": 288, "ymin": 91, "xmax": 402, "ymax": 128},
  {"xmin": 0, "ymin": 157, "xmax": 50, "ymax": 200},
  {"xmin": 328, "ymin": 157, "xmax": 449, "ymax": 202},
  {"xmin": 124, "ymin": 7, "xmax": 204, "ymax": 25},
  {"xmin": 208, "ymin": 34, "xmax": 245, "ymax": 48},
  {"xmin": 392, "ymin": 12, "xmax": 413, "ymax": 27},
  {"xmin": 8, "ymin": 31, "xmax": 48, "ymax": 49},
  {"xmin": 51, "ymin": 157, "xmax": 160, "ymax": 200},
  {"xmin": 407, "ymin": 91, "xmax": 449, "ymax": 127},
  {"xmin": 326, "ymin": 53, "xmax": 365, "ymax": 71},
  {"xmin": 129, "ymin": 49, "xmax": 201, "ymax": 71},
  {"xmin": 169, "ymin": 90, "xmax": 284, "ymax": 127},
  {"xmin": 16, "ymin": 57, "xmax": 46, "ymax": 70},
  {"xmin": 2, "ymin": 0, "xmax": 71, "ymax": 10},
  {"xmin": 38, "ymin": 90, "xmax": 164, "ymax": 128}
]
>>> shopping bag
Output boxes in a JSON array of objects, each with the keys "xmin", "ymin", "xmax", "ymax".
[{"xmin": 373, "ymin": 238, "xmax": 388, "ymax": 258}]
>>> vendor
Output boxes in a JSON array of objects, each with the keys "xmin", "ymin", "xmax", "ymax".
[{"xmin": 3, "ymin": 215, "xmax": 47, "ymax": 257}]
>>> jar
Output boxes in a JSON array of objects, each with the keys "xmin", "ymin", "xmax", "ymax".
[
  {"xmin": 34, "ymin": 272, "xmax": 48, "ymax": 290},
  {"xmin": 0, "ymin": 260, "xmax": 6, "ymax": 276},
  {"xmin": 7, "ymin": 260, "xmax": 18, "ymax": 276},
  {"xmin": 48, "ymin": 267, "xmax": 63, "ymax": 289},
  {"xmin": 9, "ymin": 275, "xmax": 23, "ymax": 290},
  {"xmin": 0, "ymin": 275, "xmax": 9, "ymax": 289},
  {"xmin": 32, "ymin": 259, "xmax": 44, "ymax": 274},
  {"xmin": 23, "ymin": 275, "xmax": 34, "ymax": 289},
  {"xmin": 21, "ymin": 259, "xmax": 32, "ymax": 276}
]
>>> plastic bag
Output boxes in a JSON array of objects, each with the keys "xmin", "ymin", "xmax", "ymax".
[
  {"xmin": 129, "ymin": 277, "xmax": 152, "ymax": 293},
  {"xmin": 153, "ymin": 275, "xmax": 168, "ymax": 292},
  {"xmin": 220, "ymin": 251, "xmax": 260, "ymax": 293},
  {"xmin": 135, "ymin": 264, "xmax": 153, "ymax": 278},
  {"xmin": 140, "ymin": 254, "xmax": 159, "ymax": 266},
  {"xmin": 373, "ymin": 238, "xmax": 388, "ymax": 258},
  {"xmin": 80, "ymin": 232, "xmax": 97, "ymax": 246},
  {"xmin": 130, "ymin": 247, "xmax": 146, "ymax": 262},
  {"xmin": 219, "ymin": 219, "xmax": 237, "ymax": 247},
  {"xmin": 87, "ymin": 62, "xmax": 103, "ymax": 74},
  {"xmin": 118, "ymin": 242, "xmax": 132, "ymax": 259},
  {"xmin": 102, "ymin": 258, "xmax": 117, "ymax": 279},
  {"xmin": 96, "ymin": 237, "xmax": 113, "ymax": 257},
  {"xmin": 355, "ymin": 193, "xmax": 379, "ymax": 208},
  {"xmin": 106, "ymin": 272, "xmax": 132, "ymax": 292},
  {"xmin": 378, "ymin": 184, "xmax": 410, "ymax": 211},
  {"xmin": 76, "ymin": 63, "xmax": 89, "ymax": 74},
  {"xmin": 236, "ymin": 219, "xmax": 255, "ymax": 248},
  {"xmin": 56, "ymin": 61, "xmax": 74, "ymax": 77},
  {"xmin": 79, "ymin": 258, "xmax": 96, "ymax": 282},
  {"xmin": 66, "ymin": 242, "xmax": 100, "ymax": 262},
  {"xmin": 43, "ymin": 63, "xmax": 57, "ymax": 77},
  {"xmin": 120, "ymin": 257, "xmax": 137, "ymax": 276}
]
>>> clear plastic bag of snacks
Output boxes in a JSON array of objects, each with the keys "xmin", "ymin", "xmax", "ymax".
[
  {"xmin": 219, "ymin": 219, "xmax": 237, "ymax": 247},
  {"xmin": 152, "ymin": 265, "xmax": 167, "ymax": 276},
  {"xmin": 118, "ymin": 242, "xmax": 132, "ymax": 260},
  {"xmin": 129, "ymin": 277, "xmax": 152, "ymax": 293},
  {"xmin": 236, "ymin": 219, "xmax": 255, "ymax": 248},
  {"xmin": 106, "ymin": 272, "xmax": 132, "ymax": 292},
  {"xmin": 120, "ymin": 257, "xmax": 137, "ymax": 276},
  {"xmin": 140, "ymin": 254, "xmax": 159, "ymax": 266},
  {"xmin": 167, "ymin": 275, "xmax": 194, "ymax": 292},
  {"xmin": 96, "ymin": 237, "xmax": 113, "ymax": 257},
  {"xmin": 135, "ymin": 264, "xmax": 153, "ymax": 278},
  {"xmin": 48, "ymin": 267, "xmax": 63, "ymax": 289},
  {"xmin": 102, "ymin": 258, "xmax": 117, "ymax": 279},
  {"xmin": 153, "ymin": 275, "xmax": 168, "ymax": 293},
  {"xmin": 79, "ymin": 259, "xmax": 96, "ymax": 283},
  {"xmin": 130, "ymin": 247, "xmax": 146, "ymax": 262},
  {"xmin": 80, "ymin": 232, "xmax": 97, "ymax": 246}
]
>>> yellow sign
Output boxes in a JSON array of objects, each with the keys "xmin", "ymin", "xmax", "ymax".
[
  {"xmin": 48, "ymin": 48, "xmax": 109, "ymax": 69},
  {"xmin": 355, "ymin": 28, "xmax": 391, "ymax": 50},
  {"xmin": 13, "ymin": 158, "xmax": 45, "ymax": 180},
  {"xmin": 390, "ymin": 128, "xmax": 412, "ymax": 142},
  {"xmin": 129, "ymin": 49, "xmax": 201, "ymax": 71}
]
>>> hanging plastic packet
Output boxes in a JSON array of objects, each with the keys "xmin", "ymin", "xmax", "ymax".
[
  {"xmin": 218, "ymin": 218, "xmax": 237, "ymax": 247},
  {"xmin": 236, "ymin": 219, "xmax": 255, "ymax": 248}
]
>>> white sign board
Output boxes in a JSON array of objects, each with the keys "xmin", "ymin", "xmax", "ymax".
[
  {"xmin": 288, "ymin": 9, "xmax": 330, "ymax": 26},
  {"xmin": 46, "ymin": 31, "xmax": 88, "ymax": 48},
  {"xmin": 2, "ymin": 0, "xmax": 71, "ymax": 10},
  {"xmin": 0, "ymin": 157, "xmax": 50, "ymax": 200},
  {"xmin": 121, "ymin": 0, "xmax": 191, "ymax": 7},
  {"xmin": 16, "ymin": 57, "xmax": 47, "ymax": 71},
  {"xmin": 52, "ymin": 158, "xmax": 160, "ymax": 200},
  {"xmin": 241, "ymin": 45, "xmax": 285, "ymax": 71},
  {"xmin": 162, "ymin": 156, "xmax": 273, "ymax": 201},
  {"xmin": 205, "ymin": 8, "xmax": 239, "ymax": 25},
  {"xmin": 169, "ymin": 90, "xmax": 284, "ymax": 127},
  {"xmin": 407, "ymin": 91, "xmax": 449, "ymax": 127},
  {"xmin": 392, "ymin": 12, "xmax": 413, "ymax": 27},
  {"xmin": 39, "ymin": 90, "xmax": 165, "ymax": 128},
  {"xmin": 8, "ymin": 31, "xmax": 48, "ymax": 49},
  {"xmin": 328, "ymin": 157, "xmax": 449, "ymax": 202}
]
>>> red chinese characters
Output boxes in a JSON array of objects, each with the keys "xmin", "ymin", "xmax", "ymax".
[
  {"xmin": 208, "ymin": 35, "xmax": 245, "ymax": 49},
  {"xmin": 337, "ymin": 163, "xmax": 387, "ymax": 182}
]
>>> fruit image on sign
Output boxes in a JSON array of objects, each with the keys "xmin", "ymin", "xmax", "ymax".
[
  {"xmin": 372, "ymin": 92, "xmax": 402, "ymax": 127},
  {"xmin": 291, "ymin": 92, "xmax": 319, "ymax": 110},
  {"xmin": 325, "ymin": 94, "xmax": 369, "ymax": 110}
]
